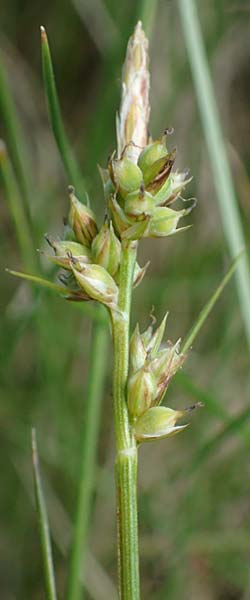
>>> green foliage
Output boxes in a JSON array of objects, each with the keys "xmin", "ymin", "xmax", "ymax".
[
  {"xmin": 1, "ymin": 1, "xmax": 250, "ymax": 599},
  {"xmin": 31, "ymin": 429, "xmax": 57, "ymax": 600}
]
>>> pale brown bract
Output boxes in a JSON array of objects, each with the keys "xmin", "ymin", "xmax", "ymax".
[{"xmin": 116, "ymin": 21, "xmax": 150, "ymax": 163}]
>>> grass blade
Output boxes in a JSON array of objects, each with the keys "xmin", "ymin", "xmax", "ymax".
[
  {"xmin": 41, "ymin": 26, "xmax": 110, "ymax": 599},
  {"xmin": 6, "ymin": 269, "xmax": 104, "ymax": 316},
  {"xmin": 13, "ymin": 453, "xmax": 117, "ymax": 600},
  {"xmin": 40, "ymin": 26, "xmax": 86, "ymax": 202},
  {"xmin": 1, "ymin": 30, "xmax": 109, "ymax": 600},
  {"xmin": 0, "ymin": 141, "xmax": 35, "ymax": 269},
  {"xmin": 66, "ymin": 320, "xmax": 108, "ymax": 600},
  {"xmin": 182, "ymin": 252, "xmax": 244, "ymax": 354},
  {"xmin": 6, "ymin": 268, "xmax": 73, "ymax": 295},
  {"xmin": 177, "ymin": 0, "xmax": 250, "ymax": 351},
  {"xmin": 0, "ymin": 52, "xmax": 32, "ymax": 217},
  {"xmin": 31, "ymin": 429, "xmax": 57, "ymax": 600}
]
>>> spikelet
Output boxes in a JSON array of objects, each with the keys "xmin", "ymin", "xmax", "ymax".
[{"xmin": 116, "ymin": 21, "xmax": 150, "ymax": 163}]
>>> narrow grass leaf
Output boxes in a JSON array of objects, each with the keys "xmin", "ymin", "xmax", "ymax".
[
  {"xmin": 0, "ymin": 141, "xmax": 35, "ymax": 269},
  {"xmin": 40, "ymin": 26, "xmax": 86, "ymax": 202},
  {"xmin": 182, "ymin": 252, "xmax": 244, "ymax": 354},
  {"xmin": 6, "ymin": 268, "xmax": 72, "ymax": 295},
  {"xmin": 177, "ymin": 0, "xmax": 250, "ymax": 351},
  {"xmin": 13, "ymin": 454, "xmax": 117, "ymax": 600},
  {"xmin": 0, "ymin": 52, "xmax": 32, "ymax": 216},
  {"xmin": 41, "ymin": 28, "xmax": 111, "ymax": 598},
  {"xmin": 66, "ymin": 321, "xmax": 108, "ymax": 600},
  {"xmin": 31, "ymin": 429, "xmax": 57, "ymax": 600}
]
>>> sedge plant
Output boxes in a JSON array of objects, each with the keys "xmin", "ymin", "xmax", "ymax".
[{"xmin": 7, "ymin": 21, "xmax": 242, "ymax": 600}]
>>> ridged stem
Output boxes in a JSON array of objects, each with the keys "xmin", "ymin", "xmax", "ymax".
[{"xmin": 112, "ymin": 240, "xmax": 140, "ymax": 600}]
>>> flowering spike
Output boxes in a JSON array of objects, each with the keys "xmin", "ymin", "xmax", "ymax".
[
  {"xmin": 68, "ymin": 186, "xmax": 98, "ymax": 246},
  {"xmin": 117, "ymin": 21, "xmax": 150, "ymax": 162}
]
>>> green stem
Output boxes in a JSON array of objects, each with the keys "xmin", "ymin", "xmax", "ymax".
[
  {"xmin": 112, "ymin": 240, "xmax": 140, "ymax": 600},
  {"xmin": 66, "ymin": 313, "xmax": 108, "ymax": 600}
]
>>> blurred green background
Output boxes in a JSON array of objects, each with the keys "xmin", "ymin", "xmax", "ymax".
[{"xmin": 1, "ymin": 0, "xmax": 250, "ymax": 598}]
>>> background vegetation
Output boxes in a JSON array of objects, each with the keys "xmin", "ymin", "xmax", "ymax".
[{"xmin": 1, "ymin": 0, "xmax": 250, "ymax": 598}]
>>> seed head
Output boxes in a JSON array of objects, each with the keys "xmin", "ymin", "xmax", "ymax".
[{"xmin": 129, "ymin": 315, "xmax": 186, "ymax": 407}]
